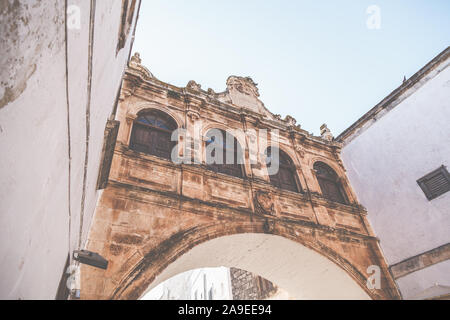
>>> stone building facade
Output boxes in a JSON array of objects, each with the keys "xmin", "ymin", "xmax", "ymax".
[{"xmin": 80, "ymin": 53, "xmax": 400, "ymax": 300}]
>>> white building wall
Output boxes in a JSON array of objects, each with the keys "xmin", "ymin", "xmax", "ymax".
[
  {"xmin": 395, "ymin": 260, "xmax": 450, "ymax": 299},
  {"xmin": 188, "ymin": 267, "xmax": 233, "ymax": 300},
  {"xmin": 0, "ymin": 0, "xmax": 140, "ymax": 299},
  {"xmin": 142, "ymin": 267, "xmax": 233, "ymax": 300},
  {"xmin": 340, "ymin": 58, "xmax": 450, "ymax": 298}
]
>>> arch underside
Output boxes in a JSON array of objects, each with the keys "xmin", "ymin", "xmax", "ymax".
[
  {"xmin": 140, "ymin": 233, "xmax": 370, "ymax": 300},
  {"xmin": 107, "ymin": 221, "xmax": 388, "ymax": 300}
]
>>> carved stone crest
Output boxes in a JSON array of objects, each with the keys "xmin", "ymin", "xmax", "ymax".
[
  {"xmin": 284, "ymin": 115, "xmax": 297, "ymax": 126},
  {"xmin": 187, "ymin": 110, "xmax": 200, "ymax": 122},
  {"xmin": 226, "ymin": 76, "xmax": 260, "ymax": 97},
  {"xmin": 186, "ymin": 80, "xmax": 201, "ymax": 91},
  {"xmin": 130, "ymin": 52, "xmax": 142, "ymax": 65},
  {"xmin": 120, "ymin": 79, "xmax": 139, "ymax": 101},
  {"xmin": 320, "ymin": 124, "xmax": 334, "ymax": 142},
  {"xmin": 128, "ymin": 52, "xmax": 155, "ymax": 80},
  {"xmin": 263, "ymin": 218, "xmax": 276, "ymax": 233},
  {"xmin": 253, "ymin": 190, "xmax": 275, "ymax": 216},
  {"xmin": 294, "ymin": 145, "xmax": 305, "ymax": 158}
]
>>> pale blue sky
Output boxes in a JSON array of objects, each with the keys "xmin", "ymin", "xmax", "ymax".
[{"xmin": 133, "ymin": 0, "xmax": 450, "ymax": 136}]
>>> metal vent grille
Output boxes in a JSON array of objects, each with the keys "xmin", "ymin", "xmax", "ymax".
[{"xmin": 417, "ymin": 165, "xmax": 450, "ymax": 201}]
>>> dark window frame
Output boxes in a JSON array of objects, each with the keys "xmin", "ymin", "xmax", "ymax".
[
  {"xmin": 417, "ymin": 165, "xmax": 450, "ymax": 201},
  {"xmin": 266, "ymin": 147, "xmax": 302, "ymax": 193},
  {"xmin": 205, "ymin": 129, "xmax": 244, "ymax": 179},
  {"xmin": 314, "ymin": 161, "xmax": 348, "ymax": 204},
  {"xmin": 129, "ymin": 110, "xmax": 177, "ymax": 160}
]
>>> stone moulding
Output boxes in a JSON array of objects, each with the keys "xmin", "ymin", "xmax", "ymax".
[
  {"xmin": 125, "ymin": 55, "xmax": 342, "ymax": 146},
  {"xmin": 105, "ymin": 219, "xmax": 396, "ymax": 300}
]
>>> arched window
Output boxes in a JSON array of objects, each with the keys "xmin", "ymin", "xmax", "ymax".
[
  {"xmin": 265, "ymin": 147, "xmax": 300, "ymax": 192},
  {"xmin": 313, "ymin": 162, "xmax": 347, "ymax": 204},
  {"xmin": 129, "ymin": 110, "xmax": 177, "ymax": 160},
  {"xmin": 205, "ymin": 129, "xmax": 243, "ymax": 178}
]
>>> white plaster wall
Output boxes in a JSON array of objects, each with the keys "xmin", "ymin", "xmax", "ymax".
[
  {"xmin": 341, "ymin": 61, "xmax": 450, "ymax": 297},
  {"xmin": 341, "ymin": 64, "xmax": 450, "ymax": 265},
  {"xmin": 141, "ymin": 267, "xmax": 232, "ymax": 300},
  {"xmin": 0, "ymin": 0, "xmax": 140, "ymax": 299},
  {"xmin": 142, "ymin": 269, "xmax": 193, "ymax": 300},
  {"xmin": 80, "ymin": 0, "xmax": 140, "ymax": 247},
  {"xmin": 396, "ymin": 260, "xmax": 450, "ymax": 299},
  {"xmin": 0, "ymin": 1, "xmax": 69, "ymax": 300},
  {"xmin": 188, "ymin": 267, "xmax": 232, "ymax": 300}
]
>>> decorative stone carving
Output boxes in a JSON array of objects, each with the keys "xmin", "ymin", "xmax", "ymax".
[
  {"xmin": 125, "ymin": 112, "xmax": 137, "ymax": 125},
  {"xmin": 246, "ymin": 131, "xmax": 257, "ymax": 143},
  {"xmin": 120, "ymin": 78, "xmax": 140, "ymax": 101},
  {"xmin": 128, "ymin": 52, "xmax": 154, "ymax": 80},
  {"xmin": 284, "ymin": 115, "xmax": 297, "ymax": 126},
  {"xmin": 273, "ymin": 114, "xmax": 282, "ymax": 120},
  {"xmin": 320, "ymin": 124, "xmax": 334, "ymax": 142},
  {"xmin": 187, "ymin": 110, "xmax": 200, "ymax": 122},
  {"xmin": 332, "ymin": 151, "xmax": 345, "ymax": 171},
  {"xmin": 263, "ymin": 218, "xmax": 276, "ymax": 233},
  {"xmin": 227, "ymin": 76, "xmax": 260, "ymax": 97},
  {"xmin": 130, "ymin": 52, "xmax": 142, "ymax": 65},
  {"xmin": 283, "ymin": 115, "xmax": 302, "ymax": 131},
  {"xmin": 186, "ymin": 80, "xmax": 201, "ymax": 91},
  {"xmin": 253, "ymin": 190, "xmax": 275, "ymax": 216},
  {"xmin": 294, "ymin": 145, "xmax": 305, "ymax": 158},
  {"xmin": 207, "ymin": 88, "xmax": 216, "ymax": 95}
]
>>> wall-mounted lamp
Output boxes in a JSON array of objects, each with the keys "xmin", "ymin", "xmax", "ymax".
[{"xmin": 73, "ymin": 250, "xmax": 108, "ymax": 270}]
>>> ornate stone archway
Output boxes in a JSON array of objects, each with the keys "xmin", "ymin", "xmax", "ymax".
[
  {"xmin": 81, "ymin": 177, "xmax": 399, "ymax": 300},
  {"xmin": 80, "ymin": 57, "xmax": 401, "ymax": 300},
  {"xmin": 137, "ymin": 233, "xmax": 372, "ymax": 300}
]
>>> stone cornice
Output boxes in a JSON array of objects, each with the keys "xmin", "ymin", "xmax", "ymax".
[
  {"xmin": 115, "ymin": 142, "xmax": 363, "ymax": 216},
  {"xmin": 123, "ymin": 64, "xmax": 343, "ymax": 150},
  {"xmin": 106, "ymin": 179, "xmax": 378, "ymax": 243}
]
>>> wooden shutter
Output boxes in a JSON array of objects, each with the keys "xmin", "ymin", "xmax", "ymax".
[
  {"xmin": 130, "ymin": 124, "xmax": 152, "ymax": 154},
  {"xmin": 206, "ymin": 130, "xmax": 243, "ymax": 178},
  {"xmin": 150, "ymin": 130, "xmax": 173, "ymax": 159},
  {"xmin": 314, "ymin": 162, "xmax": 347, "ymax": 204},
  {"xmin": 317, "ymin": 177, "xmax": 345, "ymax": 204},
  {"xmin": 278, "ymin": 166, "xmax": 298, "ymax": 192},
  {"xmin": 129, "ymin": 111, "xmax": 177, "ymax": 160},
  {"xmin": 267, "ymin": 148, "xmax": 300, "ymax": 193}
]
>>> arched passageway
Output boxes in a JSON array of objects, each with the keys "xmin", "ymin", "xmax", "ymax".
[
  {"xmin": 138, "ymin": 233, "xmax": 370, "ymax": 300},
  {"xmin": 80, "ymin": 180, "xmax": 399, "ymax": 300}
]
